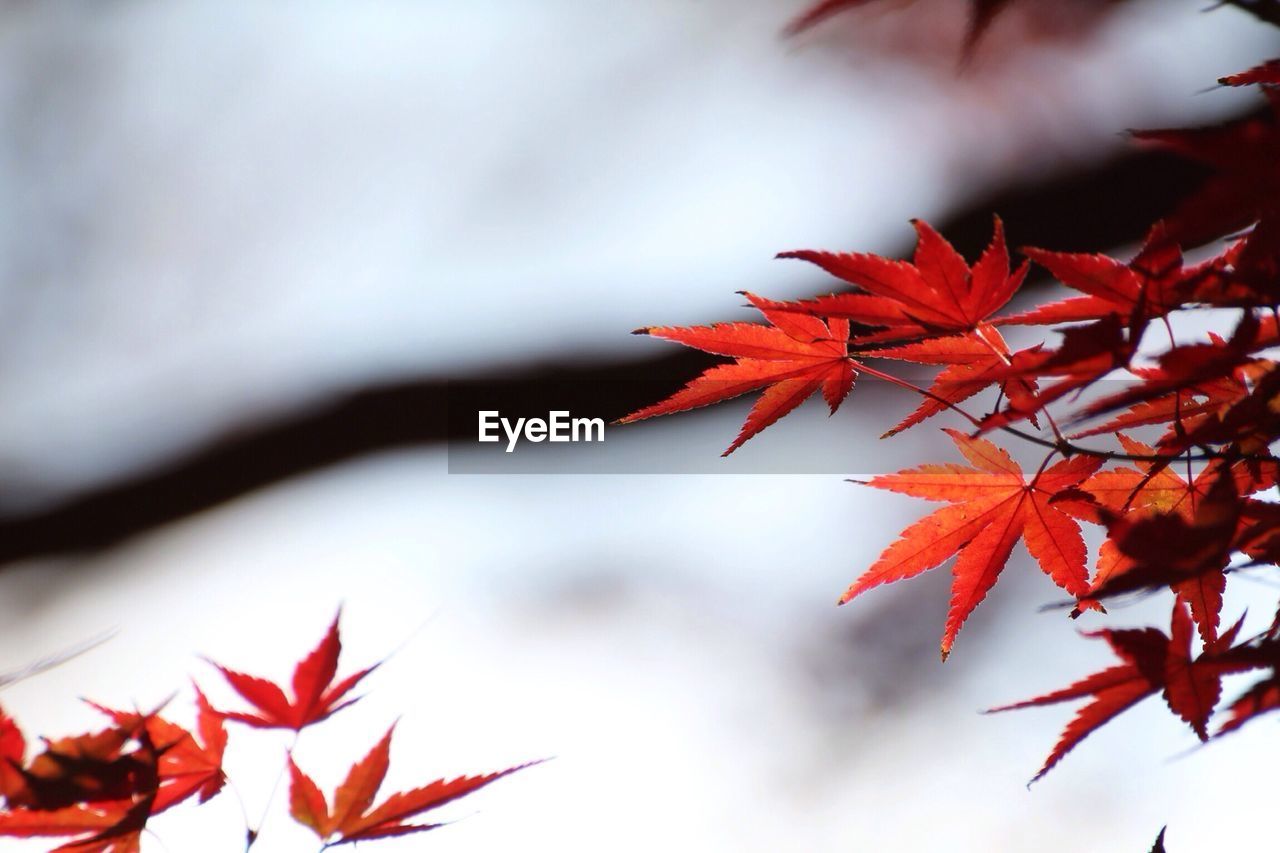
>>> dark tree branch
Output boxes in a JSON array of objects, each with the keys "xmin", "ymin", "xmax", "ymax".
[{"xmin": 0, "ymin": 149, "xmax": 1215, "ymax": 567}]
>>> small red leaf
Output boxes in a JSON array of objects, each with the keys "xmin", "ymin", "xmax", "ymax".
[{"xmin": 207, "ymin": 610, "xmax": 379, "ymax": 731}]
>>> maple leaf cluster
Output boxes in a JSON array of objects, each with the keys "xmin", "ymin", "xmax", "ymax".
[
  {"xmin": 0, "ymin": 613, "xmax": 537, "ymax": 850},
  {"xmin": 622, "ymin": 5, "xmax": 1280, "ymax": 790}
]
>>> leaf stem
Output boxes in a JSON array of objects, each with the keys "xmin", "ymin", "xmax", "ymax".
[
  {"xmin": 859, "ymin": 355, "xmax": 1268, "ymax": 463},
  {"xmin": 246, "ymin": 731, "xmax": 302, "ymax": 852}
]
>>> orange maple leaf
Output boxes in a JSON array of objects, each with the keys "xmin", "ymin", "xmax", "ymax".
[
  {"xmin": 843, "ymin": 430, "xmax": 1101, "ymax": 659},
  {"xmin": 89, "ymin": 687, "xmax": 227, "ymax": 814},
  {"xmin": 617, "ymin": 293, "xmax": 856, "ymax": 455},
  {"xmin": 288, "ymin": 725, "xmax": 541, "ymax": 845}
]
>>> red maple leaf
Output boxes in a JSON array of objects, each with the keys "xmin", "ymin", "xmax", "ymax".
[
  {"xmin": 843, "ymin": 430, "xmax": 1101, "ymax": 658},
  {"xmin": 207, "ymin": 610, "xmax": 378, "ymax": 731},
  {"xmin": 1160, "ymin": 359, "xmax": 1280, "ymax": 457},
  {"xmin": 288, "ymin": 725, "xmax": 541, "ymax": 845},
  {"xmin": 1074, "ymin": 312, "xmax": 1275, "ymax": 431},
  {"xmin": 1231, "ymin": 215, "xmax": 1280, "ymax": 299},
  {"xmin": 617, "ymin": 294, "xmax": 856, "ymax": 455},
  {"xmin": 0, "ymin": 804, "xmax": 137, "ymax": 852},
  {"xmin": 1070, "ymin": 438, "xmax": 1278, "ymax": 642},
  {"xmin": 88, "ymin": 688, "xmax": 227, "ymax": 814},
  {"xmin": 7, "ymin": 726, "xmax": 153, "ymax": 812},
  {"xmin": 1067, "ymin": 367, "xmax": 1247, "ymax": 441},
  {"xmin": 772, "ymin": 218, "xmax": 1026, "ymax": 344},
  {"xmin": 998, "ymin": 226, "xmax": 1230, "ymax": 330},
  {"xmin": 1135, "ymin": 89, "xmax": 1280, "ymax": 246},
  {"xmin": 0, "ymin": 713, "xmax": 163, "ymax": 853},
  {"xmin": 989, "ymin": 603, "xmax": 1247, "ymax": 782},
  {"xmin": 1208, "ymin": 608, "xmax": 1280, "ymax": 737},
  {"xmin": 623, "ymin": 221, "xmax": 1039, "ymax": 451},
  {"xmin": 155, "ymin": 687, "xmax": 227, "ymax": 812},
  {"xmin": 1170, "ymin": 227, "xmax": 1280, "ymax": 309}
]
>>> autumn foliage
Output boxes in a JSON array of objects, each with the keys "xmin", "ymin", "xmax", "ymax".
[
  {"xmin": 0, "ymin": 613, "xmax": 536, "ymax": 850},
  {"xmin": 5, "ymin": 3, "xmax": 1279, "ymax": 851},
  {"xmin": 622, "ymin": 0, "xmax": 1280, "ymax": 816}
]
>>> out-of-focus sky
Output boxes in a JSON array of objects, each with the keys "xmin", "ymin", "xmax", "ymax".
[{"xmin": 0, "ymin": 1, "xmax": 1276, "ymax": 851}]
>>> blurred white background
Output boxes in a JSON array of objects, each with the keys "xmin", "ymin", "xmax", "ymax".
[{"xmin": 0, "ymin": 1, "xmax": 1276, "ymax": 850}]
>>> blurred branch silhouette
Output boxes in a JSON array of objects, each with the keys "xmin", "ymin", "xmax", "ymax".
[{"xmin": 0, "ymin": 147, "xmax": 1212, "ymax": 567}]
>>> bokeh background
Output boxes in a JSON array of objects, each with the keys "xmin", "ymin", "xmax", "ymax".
[{"xmin": 0, "ymin": 1, "xmax": 1277, "ymax": 850}]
